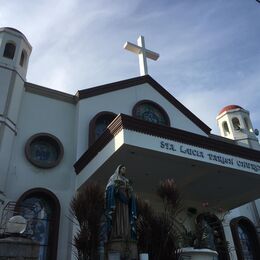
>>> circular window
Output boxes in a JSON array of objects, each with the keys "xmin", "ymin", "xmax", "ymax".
[
  {"xmin": 25, "ymin": 133, "xmax": 64, "ymax": 168},
  {"xmin": 133, "ymin": 100, "xmax": 170, "ymax": 126}
]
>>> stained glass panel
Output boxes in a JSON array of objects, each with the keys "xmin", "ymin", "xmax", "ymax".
[
  {"xmin": 135, "ymin": 103, "xmax": 168, "ymax": 126},
  {"xmin": 95, "ymin": 114, "xmax": 116, "ymax": 140},
  {"xmin": 25, "ymin": 134, "xmax": 63, "ymax": 168},
  {"xmin": 21, "ymin": 197, "xmax": 53, "ymax": 260},
  {"xmin": 238, "ymin": 225, "xmax": 255, "ymax": 260},
  {"xmin": 30, "ymin": 140, "xmax": 58, "ymax": 163}
]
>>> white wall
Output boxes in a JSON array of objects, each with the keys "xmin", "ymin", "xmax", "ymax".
[
  {"xmin": 2, "ymin": 76, "xmax": 258, "ymax": 260},
  {"xmin": 0, "ymin": 67, "xmax": 25, "ymax": 194},
  {"xmin": 5, "ymin": 91, "xmax": 76, "ymax": 260},
  {"xmin": 0, "ymin": 69, "xmax": 13, "ymax": 113},
  {"xmin": 76, "ymin": 82, "xmax": 207, "ymax": 158}
]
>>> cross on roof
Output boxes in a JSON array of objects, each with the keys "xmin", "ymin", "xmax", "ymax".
[{"xmin": 123, "ymin": 35, "xmax": 159, "ymax": 76}]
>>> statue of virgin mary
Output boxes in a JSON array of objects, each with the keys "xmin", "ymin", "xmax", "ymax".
[{"xmin": 105, "ymin": 165, "xmax": 137, "ymax": 241}]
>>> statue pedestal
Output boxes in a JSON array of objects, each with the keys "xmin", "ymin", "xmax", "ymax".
[
  {"xmin": 139, "ymin": 253, "xmax": 149, "ymax": 260},
  {"xmin": 179, "ymin": 247, "xmax": 218, "ymax": 260},
  {"xmin": 0, "ymin": 236, "xmax": 39, "ymax": 259},
  {"xmin": 106, "ymin": 239, "xmax": 138, "ymax": 260}
]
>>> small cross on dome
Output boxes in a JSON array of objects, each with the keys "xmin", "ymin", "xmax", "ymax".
[{"xmin": 124, "ymin": 36, "xmax": 159, "ymax": 76}]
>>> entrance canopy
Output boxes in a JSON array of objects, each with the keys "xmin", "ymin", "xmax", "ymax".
[{"xmin": 74, "ymin": 114, "xmax": 260, "ymax": 210}]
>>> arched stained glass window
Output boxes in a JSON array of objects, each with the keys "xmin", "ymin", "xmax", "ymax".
[
  {"xmin": 3, "ymin": 42, "xmax": 16, "ymax": 59},
  {"xmin": 16, "ymin": 189, "xmax": 60, "ymax": 260},
  {"xmin": 95, "ymin": 114, "xmax": 116, "ymax": 139},
  {"xmin": 238, "ymin": 225, "xmax": 255, "ymax": 259},
  {"xmin": 89, "ymin": 111, "xmax": 117, "ymax": 146},
  {"xmin": 21, "ymin": 197, "xmax": 52, "ymax": 260},
  {"xmin": 132, "ymin": 100, "xmax": 170, "ymax": 126},
  {"xmin": 230, "ymin": 217, "xmax": 260, "ymax": 260}
]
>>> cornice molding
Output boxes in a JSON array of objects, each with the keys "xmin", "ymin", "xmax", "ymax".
[{"xmin": 74, "ymin": 114, "xmax": 260, "ymax": 174}]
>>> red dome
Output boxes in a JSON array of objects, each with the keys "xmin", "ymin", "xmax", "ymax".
[{"xmin": 218, "ymin": 105, "xmax": 243, "ymax": 115}]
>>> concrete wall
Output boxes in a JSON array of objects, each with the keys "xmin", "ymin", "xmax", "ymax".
[
  {"xmin": 5, "ymin": 91, "xmax": 76, "ymax": 260},
  {"xmin": 76, "ymin": 82, "xmax": 207, "ymax": 158},
  {"xmin": 0, "ymin": 70, "xmax": 258, "ymax": 260}
]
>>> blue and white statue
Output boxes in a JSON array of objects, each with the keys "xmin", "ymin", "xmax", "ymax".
[{"xmin": 105, "ymin": 165, "xmax": 137, "ymax": 241}]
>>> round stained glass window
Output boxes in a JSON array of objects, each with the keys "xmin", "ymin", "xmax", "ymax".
[
  {"xmin": 133, "ymin": 101, "xmax": 170, "ymax": 126},
  {"xmin": 25, "ymin": 133, "xmax": 64, "ymax": 168}
]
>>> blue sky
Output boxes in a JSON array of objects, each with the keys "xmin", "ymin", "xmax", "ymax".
[{"xmin": 1, "ymin": 0, "xmax": 260, "ymax": 134}]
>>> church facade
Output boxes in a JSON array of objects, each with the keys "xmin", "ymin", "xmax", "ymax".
[{"xmin": 0, "ymin": 27, "xmax": 259, "ymax": 259}]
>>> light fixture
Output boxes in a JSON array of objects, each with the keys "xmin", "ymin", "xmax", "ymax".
[{"xmin": 6, "ymin": 215, "xmax": 27, "ymax": 234}]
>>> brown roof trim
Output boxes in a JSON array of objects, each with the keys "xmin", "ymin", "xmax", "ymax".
[
  {"xmin": 78, "ymin": 75, "xmax": 211, "ymax": 134},
  {"xmin": 74, "ymin": 114, "xmax": 260, "ymax": 174},
  {"xmin": 78, "ymin": 76, "xmax": 149, "ymax": 99},
  {"xmin": 25, "ymin": 82, "xmax": 78, "ymax": 104},
  {"xmin": 74, "ymin": 115, "xmax": 124, "ymax": 174}
]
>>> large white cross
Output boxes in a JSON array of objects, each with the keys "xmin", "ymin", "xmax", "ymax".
[{"xmin": 123, "ymin": 36, "xmax": 159, "ymax": 76}]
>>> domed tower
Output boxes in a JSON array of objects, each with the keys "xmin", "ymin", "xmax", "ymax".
[
  {"xmin": 0, "ymin": 27, "xmax": 32, "ymax": 200},
  {"xmin": 216, "ymin": 105, "xmax": 260, "ymax": 150},
  {"xmin": 0, "ymin": 27, "xmax": 31, "ymax": 79}
]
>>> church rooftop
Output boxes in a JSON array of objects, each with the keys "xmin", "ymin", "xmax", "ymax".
[
  {"xmin": 0, "ymin": 27, "xmax": 31, "ymax": 47},
  {"xmin": 218, "ymin": 105, "xmax": 243, "ymax": 116}
]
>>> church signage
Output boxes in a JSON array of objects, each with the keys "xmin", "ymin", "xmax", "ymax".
[{"xmin": 160, "ymin": 140, "xmax": 260, "ymax": 173}]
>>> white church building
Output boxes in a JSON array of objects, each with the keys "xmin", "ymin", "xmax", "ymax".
[{"xmin": 0, "ymin": 27, "xmax": 260, "ymax": 260}]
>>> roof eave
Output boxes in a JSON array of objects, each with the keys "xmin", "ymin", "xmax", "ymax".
[{"xmin": 74, "ymin": 113, "xmax": 260, "ymax": 174}]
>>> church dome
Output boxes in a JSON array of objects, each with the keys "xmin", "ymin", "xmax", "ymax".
[
  {"xmin": 0, "ymin": 27, "xmax": 28, "ymax": 41},
  {"xmin": 2, "ymin": 27, "xmax": 23, "ymax": 34},
  {"xmin": 218, "ymin": 105, "xmax": 243, "ymax": 116}
]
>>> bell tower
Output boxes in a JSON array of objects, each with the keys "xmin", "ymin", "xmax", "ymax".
[
  {"xmin": 0, "ymin": 27, "xmax": 32, "ymax": 202},
  {"xmin": 216, "ymin": 105, "xmax": 260, "ymax": 150}
]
